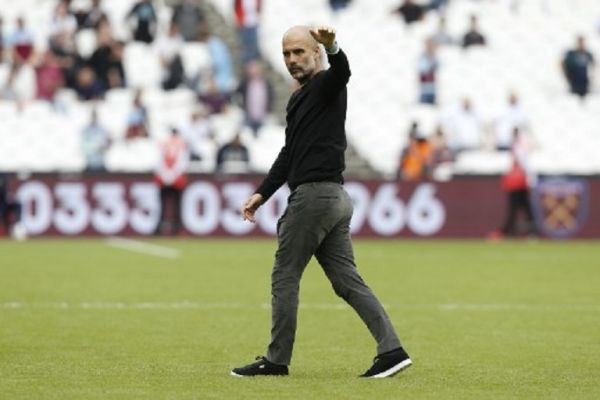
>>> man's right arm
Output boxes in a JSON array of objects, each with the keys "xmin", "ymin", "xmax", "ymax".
[
  {"xmin": 255, "ymin": 144, "xmax": 289, "ymax": 201},
  {"xmin": 241, "ymin": 145, "xmax": 288, "ymax": 223}
]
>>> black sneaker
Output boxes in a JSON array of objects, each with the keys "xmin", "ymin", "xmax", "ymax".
[
  {"xmin": 230, "ymin": 356, "xmax": 289, "ymax": 377},
  {"xmin": 360, "ymin": 347, "xmax": 412, "ymax": 378}
]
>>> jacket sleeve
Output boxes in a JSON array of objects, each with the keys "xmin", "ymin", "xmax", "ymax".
[
  {"xmin": 319, "ymin": 48, "xmax": 351, "ymax": 96},
  {"xmin": 255, "ymin": 144, "xmax": 289, "ymax": 201}
]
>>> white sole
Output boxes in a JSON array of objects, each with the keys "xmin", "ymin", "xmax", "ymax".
[
  {"xmin": 230, "ymin": 370, "xmax": 288, "ymax": 377},
  {"xmin": 370, "ymin": 358, "xmax": 413, "ymax": 378}
]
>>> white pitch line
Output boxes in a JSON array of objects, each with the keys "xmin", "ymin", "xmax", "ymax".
[
  {"xmin": 439, "ymin": 303, "xmax": 600, "ymax": 312},
  {"xmin": 105, "ymin": 237, "xmax": 181, "ymax": 259}
]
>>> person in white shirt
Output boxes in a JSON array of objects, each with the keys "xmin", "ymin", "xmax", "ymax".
[
  {"xmin": 49, "ymin": 1, "xmax": 77, "ymax": 40},
  {"xmin": 180, "ymin": 107, "xmax": 215, "ymax": 162},
  {"xmin": 443, "ymin": 97, "xmax": 482, "ymax": 153},
  {"xmin": 493, "ymin": 93, "xmax": 530, "ymax": 151}
]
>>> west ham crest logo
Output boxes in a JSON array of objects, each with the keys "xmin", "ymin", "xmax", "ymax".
[{"xmin": 531, "ymin": 178, "xmax": 590, "ymax": 238}]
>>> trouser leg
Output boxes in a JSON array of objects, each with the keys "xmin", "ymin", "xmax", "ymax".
[
  {"xmin": 266, "ymin": 200, "xmax": 323, "ymax": 365},
  {"xmin": 315, "ymin": 214, "xmax": 402, "ymax": 356},
  {"xmin": 502, "ymin": 191, "xmax": 519, "ymax": 235},
  {"xmin": 173, "ymin": 188, "xmax": 182, "ymax": 234},
  {"xmin": 519, "ymin": 189, "xmax": 537, "ymax": 234},
  {"xmin": 156, "ymin": 186, "xmax": 168, "ymax": 235}
]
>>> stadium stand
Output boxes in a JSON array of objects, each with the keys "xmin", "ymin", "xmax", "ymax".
[{"xmin": 0, "ymin": 0, "xmax": 599, "ymax": 177}]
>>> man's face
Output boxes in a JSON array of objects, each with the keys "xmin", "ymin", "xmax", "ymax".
[{"xmin": 282, "ymin": 32, "xmax": 319, "ymax": 84}]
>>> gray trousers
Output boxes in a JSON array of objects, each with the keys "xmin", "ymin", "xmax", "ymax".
[{"xmin": 266, "ymin": 182, "xmax": 402, "ymax": 365}]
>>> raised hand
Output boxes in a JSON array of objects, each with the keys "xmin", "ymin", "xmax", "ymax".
[{"xmin": 310, "ymin": 26, "xmax": 336, "ymax": 50}]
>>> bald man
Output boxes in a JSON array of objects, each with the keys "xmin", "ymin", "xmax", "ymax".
[{"xmin": 231, "ymin": 26, "xmax": 411, "ymax": 378}]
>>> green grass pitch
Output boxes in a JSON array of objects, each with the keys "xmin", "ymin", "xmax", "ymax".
[{"xmin": 1, "ymin": 239, "xmax": 599, "ymax": 399}]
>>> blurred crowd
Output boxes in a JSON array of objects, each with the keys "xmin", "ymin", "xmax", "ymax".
[
  {"xmin": 384, "ymin": 0, "xmax": 597, "ymax": 184},
  {"xmin": 0, "ymin": 0, "xmax": 272, "ymax": 176},
  {"xmin": 0, "ymin": 0, "xmax": 597, "ymax": 185}
]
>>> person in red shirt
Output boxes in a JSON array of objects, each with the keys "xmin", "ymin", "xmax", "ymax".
[
  {"xmin": 35, "ymin": 51, "xmax": 65, "ymax": 102},
  {"xmin": 496, "ymin": 127, "xmax": 537, "ymax": 237},
  {"xmin": 154, "ymin": 127, "xmax": 189, "ymax": 235}
]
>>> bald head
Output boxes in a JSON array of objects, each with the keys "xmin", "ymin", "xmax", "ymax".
[
  {"xmin": 282, "ymin": 25, "xmax": 322, "ymax": 84},
  {"xmin": 283, "ymin": 26, "xmax": 319, "ymax": 50}
]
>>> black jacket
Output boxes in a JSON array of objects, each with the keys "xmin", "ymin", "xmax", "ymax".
[{"xmin": 256, "ymin": 49, "xmax": 351, "ymax": 200}]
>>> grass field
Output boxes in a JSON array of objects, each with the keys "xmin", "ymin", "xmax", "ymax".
[{"xmin": 1, "ymin": 238, "xmax": 599, "ymax": 399}]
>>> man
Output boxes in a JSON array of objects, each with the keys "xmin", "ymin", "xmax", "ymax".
[
  {"xmin": 231, "ymin": 26, "xmax": 411, "ymax": 378},
  {"xmin": 216, "ymin": 133, "xmax": 250, "ymax": 174},
  {"xmin": 562, "ymin": 35, "xmax": 595, "ymax": 99},
  {"xmin": 172, "ymin": 0, "xmax": 205, "ymax": 42},
  {"xmin": 462, "ymin": 15, "xmax": 486, "ymax": 48},
  {"xmin": 393, "ymin": 0, "xmax": 425, "ymax": 25},
  {"xmin": 417, "ymin": 38, "xmax": 438, "ymax": 104},
  {"xmin": 81, "ymin": 108, "xmax": 111, "ymax": 171},
  {"xmin": 493, "ymin": 93, "xmax": 530, "ymax": 151},
  {"xmin": 236, "ymin": 60, "xmax": 273, "ymax": 135}
]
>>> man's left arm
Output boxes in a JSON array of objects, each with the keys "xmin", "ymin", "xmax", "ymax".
[{"xmin": 310, "ymin": 26, "xmax": 351, "ymax": 94}]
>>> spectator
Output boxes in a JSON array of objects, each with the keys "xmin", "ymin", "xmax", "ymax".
[
  {"xmin": 197, "ymin": 25, "xmax": 235, "ymax": 95},
  {"xmin": 0, "ymin": 173, "xmax": 26, "ymax": 240},
  {"xmin": 417, "ymin": 38, "xmax": 438, "ymax": 105},
  {"xmin": 493, "ymin": 93, "xmax": 530, "ymax": 151},
  {"xmin": 154, "ymin": 127, "xmax": 189, "ymax": 235},
  {"xmin": 49, "ymin": 31, "xmax": 84, "ymax": 90},
  {"xmin": 155, "ymin": 22, "xmax": 185, "ymax": 90},
  {"xmin": 49, "ymin": 1, "xmax": 77, "ymax": 47},
  {"xmin": 81, "ymin": 108, "xmax": 111, "ymax": 171},
  {"xmin": 88, "ymin": 18, "xmax": 113, "ymax": 89},
  {"xmin": 443, "ymin": 97, "xmax": 482, "ymax": 152},
  {"xmin": 89, "ymin": 20, "xmax": 126, "ymax": 91},
  {"xmin": 127, "ymin": 0, "xmax": 157, "ymax": 43},
  {"xmin": 237, "ymin": 60, "xmax": 273, "ymax": 135},
  {"xmin": 74, "ymin": 65, "xmax": 103, "ymax": 101},
  {"xmin": 172, "ymin": 0, "xmax": 205, "ymax": 42},
  {"xmin": 106, "ymin": 41, "xmax": 126, "ymax": 89},
  {"xmin": 430, "ymin": 16, "xmax": 454, "ymax": 47},
  {"xmin": 79, "ymin": 0, "xmax": 107, "ymax": 30},
  {"xmin": 234, "ymin": 0, "xmax": 261, "ymax": 64},
  {"xmin": 34, "ymin": 51, "xmax": 65, "ymax": 102},
  {"xmin": 7, "ymin": 17, "xmax": 35, "ymax": 64},
  {"xmin": 562, "ymin": 35, "xmax": 595, "ymax": 99},
  {"xmin": 216, "ymin": 133, "xmax": 250, "ymax": 174},
  {"xmin": 497, "ymin": 127, "xmax": 537, "ymax": 237},
  {"xmin": 398, "ymin": 123, "xmax": 433, "ymax": 181},
  {"xmin": 125, "ymin": 89, "xmax": 149, "ymax": 140},
  {"xmin": 199, "ymin": 77, "xmax": 230, "ymax": 114},
  {"xmin": 392, "ymin": 0, "xmax": 425, "ymax": 25},
  {"xmin": 462, "ymin": 15, "xmax": 486, "ymax": 48},
  {"xmin": 181, "ymin": 107, "xmax": 214, "ymax": 161}
]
